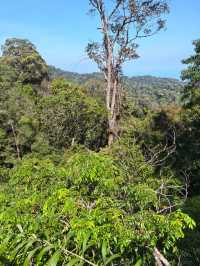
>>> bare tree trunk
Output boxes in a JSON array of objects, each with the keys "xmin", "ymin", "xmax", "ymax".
[
  {"xmin": 89, "ymin": 0, "xmax": 122, "ymax": 146},
  {"xmin": 108, "ymin": 116, "xmax": 117, "ymax": 146},
  {"xmin": 99, "ymin": 6, "xmax": 120, "ymax": 146},
  {"xmin": 153, "ymin": 248, "xmax": 171, "ymax": 266},
  {"xmin": 88, "ymin": 0, "xmax": 169, "ymax": 146},
  {"xmin": 104, "ymin": 23, "xmax": 119, "ymax": 146},
  {"xmin": 107, "ymin": 76, "xmax": 119, "ymax": 146}
]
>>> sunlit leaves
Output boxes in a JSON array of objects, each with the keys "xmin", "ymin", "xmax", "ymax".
[{"xmin": 0, "ymin": 146, "xmax": 195, "ymax": 265}]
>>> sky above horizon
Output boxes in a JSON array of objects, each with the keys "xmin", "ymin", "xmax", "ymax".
[{"xmin": 0, "ymin": 0, "xmax": 199, "ymax": 79}]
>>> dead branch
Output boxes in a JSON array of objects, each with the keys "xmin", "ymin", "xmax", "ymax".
[
  {"xmin": 146, "ymin": 128, "xmax": 176, "ymax": 167},
  {"xmin": 153, "ymin": 247, "xmax": 171, "ymax": 266}
]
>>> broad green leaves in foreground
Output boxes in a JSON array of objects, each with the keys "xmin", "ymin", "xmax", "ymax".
[{"xmin": 0, "ymin": 147, "xmax": 195, "ymax": 265}]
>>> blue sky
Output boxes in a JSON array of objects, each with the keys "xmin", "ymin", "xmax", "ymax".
[{"xmin": 0, "ymin": 0, "xmax": 199, "ymax": 78}]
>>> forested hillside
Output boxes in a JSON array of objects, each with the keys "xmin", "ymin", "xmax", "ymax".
[
  {"xmin": 0, "ymin": 0, "xmax": 200, "ymax": 266},
  {"xmin": 48, "ymin": 66, "xmax": 184, "ymax": 107},
  {"xmin": 0, "ymin": 36, "xmax": 200, "ymax": 266}
]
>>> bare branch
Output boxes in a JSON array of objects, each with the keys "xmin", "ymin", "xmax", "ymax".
[{"xmin": 154, "ymin": 247, "xmax": 171, "ymax": 266}]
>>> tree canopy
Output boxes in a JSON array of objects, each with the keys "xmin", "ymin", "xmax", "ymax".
[
  {"xmin": 0, "ymin": 35, "xmax": 199, "ymax": 265},
  {"xmin": 0, "ymin": 38, "xmax": 49, "ymax": 85}
]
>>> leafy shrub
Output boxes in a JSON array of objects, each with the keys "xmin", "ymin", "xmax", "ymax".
[{"xmin": 0, "ymin": 150, "xmax": 195, "ymax": 265}]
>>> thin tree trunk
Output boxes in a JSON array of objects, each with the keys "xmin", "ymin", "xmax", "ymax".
[
  {"xmin": 108, "ymin": 76, "xmax": 119, "ymax": 146},
  {"xmin": 99, "ymin": 3, "xmax": 120, "ymax": 146},
  {"xmin": 108, "ymin": 115, "xmax": 117, "ymax": 146},
  {"xmin": 153, "ymin": 248, "xmax": 171, "ymax": 266}
]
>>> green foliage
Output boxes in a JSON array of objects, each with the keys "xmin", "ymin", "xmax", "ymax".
[
  {"xmin": 171, "ymin": 39, "xmax": 200, "ymax": 195},
  {"xmin": 48, "ymin": 66, "xmax": 184, "ymax": 108},
  {"xmin": 0, "ymin": 37, "xmax": 197, "ymax": 265},
  {"xmin": 0, "ymin": 38, "xmax": 49, "ymax": 85},
  {"xmin": 64, "ymin": 151, "xmax": 123, "ymax": 196},
  {"xmin": 0, "ymin": 63, "xmax": 18, "ymax": 106},
  {"xmin": 0, "ymin": 147, "xmax": 195, "ymax": 265},
  {"xmin": 39, "ymin": 78, "xmax": 108, "ymax": 150},
  {"xmin": 103, "ymin": 134, "xmax": 153, "ymax": 180},
  {"xmin": 0, "ymin": 83, "xmax": 40, "ymax": 163},
  {"xmin": 0, "ymin": 45, "xmax": 108, "ymax": 163},
  {"xmin": 182, "ymin": 39, "xmax": 200, "ymax": 102},
  {"xmin": 172, "ymin": 39, "xmax": 200, "ymax": 265},
  {"xmin": 178, "ymin": 196, "xmax": 200, "ymax": 265}
]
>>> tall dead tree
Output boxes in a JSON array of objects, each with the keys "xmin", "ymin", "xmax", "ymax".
[{"xmin": 86, "ymin": 0, "xmax": 169, "ymax": 145}]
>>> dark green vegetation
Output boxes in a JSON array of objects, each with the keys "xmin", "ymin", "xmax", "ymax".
[
  {"xmin": 48, "ymin": 66, "xmax": 184, "ymax": 108},
  {"xmin": 0, "ymin": 37, "xmax": 200, "ymax": 265}
]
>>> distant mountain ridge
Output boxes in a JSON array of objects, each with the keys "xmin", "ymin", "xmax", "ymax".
[
  {"xmin": 48, "ymin": 66, "xmax": 103, "ymax": 83},
  {"xmin": 48, "ymin": 65, "xmax": 184, "ymax": 107}
]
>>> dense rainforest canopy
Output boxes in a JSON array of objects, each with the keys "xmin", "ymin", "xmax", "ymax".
[{"xmin": 0, "ymin": 36, "xmax": 200, "ymax": 265}]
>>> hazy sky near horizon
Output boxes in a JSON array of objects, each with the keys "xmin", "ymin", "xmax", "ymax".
[{"xmin": 0, "ymin": 0, "xmax": 199, "ymax": 79}]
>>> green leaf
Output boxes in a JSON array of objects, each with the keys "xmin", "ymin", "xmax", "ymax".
[
  {"xmin": 45, "ymin": 250, "xmax": 61, "ymax": 266},
  {"xmin": 66, "ymin": 258, "xmax": 81, "ymax": 266},
  {"xmin": 105, "ymin": 254, "xmax": 120, "ymax": 265},
  {"xmin": 134, "ymin": 258, "xmax": 143, "ymax": 266},
  {"xmin": 11, "ymin": 239, "xmax": 28, "ymax": 259},
  {"xmin": 82, "ymin": 233, "xmax": 91, "ymax": 255},
  {"xmin": 23, "ymin": 238, "xmax": 38, "ymax": 254},
  {"xmin": 23, "ymin": 246, "xmax": 41, "ymax": 266},
  {"xmin": 37, "ymin": 245, "xmax": 52, "ymax": 264},
  {"xmin": 101, "ymin": 240, "xmax": 108, "ymax": 262}
]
